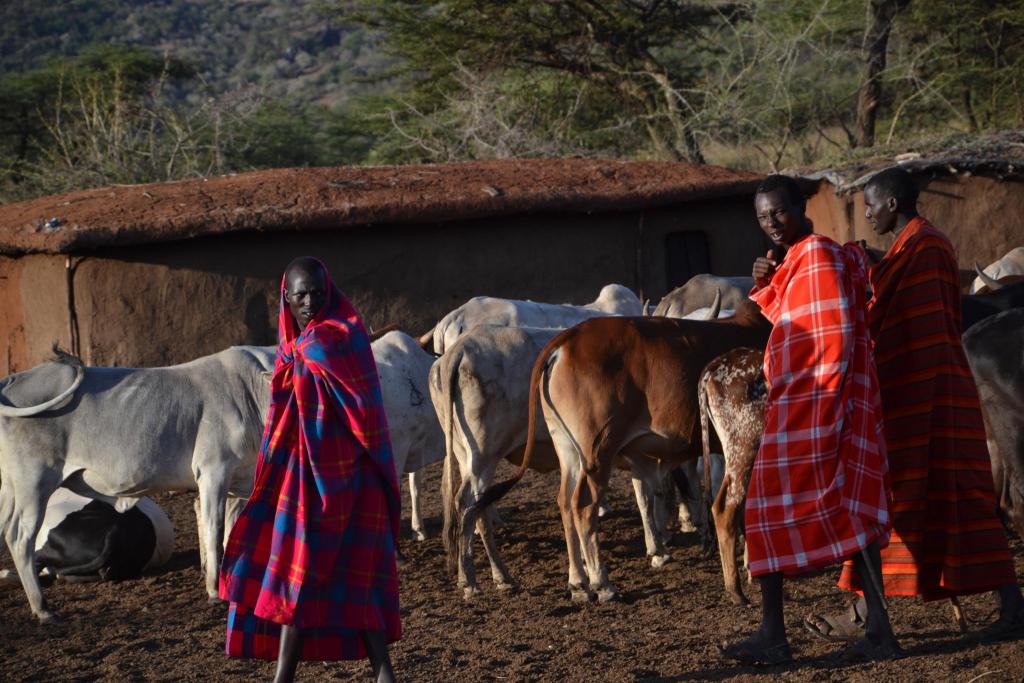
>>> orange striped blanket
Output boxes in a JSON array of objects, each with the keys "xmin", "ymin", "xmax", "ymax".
[{"xmin": 838, "ymin": 217, "xmax": 1015, "ymax": 599}]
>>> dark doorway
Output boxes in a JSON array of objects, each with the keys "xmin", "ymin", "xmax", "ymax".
[{"xmin": 664, "ymin": 230, "xmax": 711, "ymax": 291}]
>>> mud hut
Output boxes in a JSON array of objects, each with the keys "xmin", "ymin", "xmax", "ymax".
[
  {"xmin": 802, "ymin": 130, "xmax": 1024, "ymax": 285},
  {"xmin": 0, "ymin": 159, "xmax": 764, "ymax": 374}
]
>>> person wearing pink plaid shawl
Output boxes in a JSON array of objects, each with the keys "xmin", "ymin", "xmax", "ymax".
[
  {"xmin": 219, "ymin": 257, "xmax": 401, "ymax": 683},
  {"xmin": 718, "ymin": 175, "xmax": 898, "ymax": 665}
]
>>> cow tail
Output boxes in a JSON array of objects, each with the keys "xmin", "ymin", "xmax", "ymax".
[
  {"xmin": 440, "ymin": 348, "xmax": 464, "ymax": 575},
  {"xmin": 469, "ymin": 333, "xmax": 564, "ymax": 514},
  {"xmin": 698, "ymin": 365, "xmax": 716, "ymax": 550}
]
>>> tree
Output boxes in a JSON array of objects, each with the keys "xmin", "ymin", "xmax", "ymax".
[
  {"xmin": 343, "ymin": 0, "xmax": 746, "ymax": 163},
  {"xmin": 853, "ymin": 0, "xmax": 910, "ymax": 147}
]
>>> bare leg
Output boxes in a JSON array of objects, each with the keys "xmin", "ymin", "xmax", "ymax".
[
  {"xmin": 997, "ymin": 582, "xmax": 1023, "ymax": 622},
  {"xmin": 362, "ymin": 630, "xmax": 395, "ymax": 683},
  {"xmin": 833, "ymin": 540, "xmax": 902, "ymax": 661},
  {"xmin": 979, "ymin": 582, "xmax": 1024, "ymax": 639},
  {"xmin": 717, "ymin": 571, "xmax": 792, "ymax": 664},
  {"xmin": 851, "ymin": 541, "xmax": 897, "ymax": 647},
  {"xmin": 273, "ymin": 625, "xmax": 302, "ymax": 683}
]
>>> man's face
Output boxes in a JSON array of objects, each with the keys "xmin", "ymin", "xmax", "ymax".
[
  {"xmin": 285, "ymin": 266, "xmax": 327, "ymax": 330},
  {"xmin": 863, "ymin": 184, "xmax": 897, "ymax": 236},
  {"xmin": 755, "ymin": 189, "xmax": 804, "ymax": 248}
]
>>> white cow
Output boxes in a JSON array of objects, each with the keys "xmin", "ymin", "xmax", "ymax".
[
  {"xmin": 199, "ymin": 331, "xmax": 445, "ymax": 572},
  {"xmin": 970, "ymin": 246, "xmax": 1024, "ymax": 293},
  {"xmin": 422, "ymin": 284, "xmax": 642, "ymax": 355},
  {"xmin": 0, "ymin": 346, "xmax": 274, "ymax": 622},
  {"xmin": 372, "ymin": 331, "xmax": 445, "ymax": 541},
  {"xmin": 431, "ymin": 325, "xmax": 561, "ymax": 598}
]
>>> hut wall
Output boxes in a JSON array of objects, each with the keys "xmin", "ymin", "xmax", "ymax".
[
  {"xmin": 1, "ymin": 254, "xmax": 71, "ymax": 376},
  {"xmin": 806, "ymin": 174, "xmax": 1024, "ymax": 271},
  {"xmin": 641, "ymin": 200, "xmax": 767, "ymax": 300},
  {"xmin": 1, "ymin": 200, "xmax": 760, "ymax": 374}
]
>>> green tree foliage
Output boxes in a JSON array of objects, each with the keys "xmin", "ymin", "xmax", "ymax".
[
  {"xmin": 4, "ymin": 0, "xmax": 1024, "ymax": 202},
  {"xmin": 881, "ymin": 1, "xmax": 1024, "ymax": 141},
  {"xmin": 344, "ymin": 0, "xmax": 748, "ymax": 162}
]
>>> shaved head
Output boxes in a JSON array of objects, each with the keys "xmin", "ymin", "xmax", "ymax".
[
  {"xmin": 755, "ymin": 174, "xmax": 806, "ymax": 212},
  {"xmin": 865, "ymin": 167, "xmax": 918, "ymax": 213},
  {"xmin": 285, "ymin": 256, "xmax": 326, "ymax": 283}
]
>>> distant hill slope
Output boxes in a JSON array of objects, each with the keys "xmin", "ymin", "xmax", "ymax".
[{"xmin": 0, "ymin": 0, "xmax": 390, "ymax": 107}]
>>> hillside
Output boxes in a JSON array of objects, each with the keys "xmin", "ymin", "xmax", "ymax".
[{"xmin": 0, "ymin": 0, "xmax": 390, "ymax": 107}]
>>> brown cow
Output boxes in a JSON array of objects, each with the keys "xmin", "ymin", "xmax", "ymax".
[
  {"xmin": 697, "ymin": 347, "xmax": 765, "ymax": 606},
  {"xmin": 472, "ymin": 300, "xmax": 770, "ymax": 603}
]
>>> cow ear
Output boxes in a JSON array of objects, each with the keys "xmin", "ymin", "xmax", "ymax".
[{"xmin": 261, "ymin": 371, "xmax": 273, "ymax": 382}]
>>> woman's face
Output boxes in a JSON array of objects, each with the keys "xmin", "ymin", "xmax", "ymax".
[{"xmin": 285, "ymin": 267, "xmax": 327, "ymax": 330}]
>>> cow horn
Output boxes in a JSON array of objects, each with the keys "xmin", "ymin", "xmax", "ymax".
[
  {"xmin": 705, "ymin": 289, "xmax": 722, "ymax": 320},
  {"xmin": 368, "ymin": 322, "xmax": 400, "ymax": 342},
  {"xmin": 417, "ymin": 326, "xmax": 436, "ymax": 351},
  {"xmin": 974, "ymin": 261, "xmax": 1003, "ymax": 291},
  {"xmin": 642, "ymin": 299, "xmax": 651, "ymax": 317},
  {"xmin": 0, "ymin": 357, "xmax": 85, "ymax": 417}
]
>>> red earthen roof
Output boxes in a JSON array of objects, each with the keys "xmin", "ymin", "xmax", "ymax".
[{"xmin": 0, "ymin": 158, "xmax": 761, "ymax": 255}]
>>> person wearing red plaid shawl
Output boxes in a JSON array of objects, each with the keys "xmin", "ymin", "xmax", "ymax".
[
  {"xmin": 718, "ymin": 175, "xmax": 898, "ymax": 665},
  {"xmin": 805, "ymin": 167, "xmax": 1023, "ymax": 644},
  {"xmin": 219, "ymin": 257, "xmax": 401, "ymax": 683}
]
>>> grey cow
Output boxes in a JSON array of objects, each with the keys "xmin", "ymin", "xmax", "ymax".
[
  {"xmin": 654, "ymin": 274, "xmax": 753, "ymax": 318},
  {"xmin": 0, "ymin": 346, "xmax": 274, "ymax": 623},
  {"xmin": 198, "ymin": 331, "xmax": 445, "ymax": 572}
]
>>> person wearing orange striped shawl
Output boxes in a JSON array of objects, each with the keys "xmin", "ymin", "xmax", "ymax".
[{"xmin": 805, "ymin": 167, "xmax": 1023, "ymax": 643}]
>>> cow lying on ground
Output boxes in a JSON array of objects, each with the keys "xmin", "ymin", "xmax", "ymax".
[
  {"xmin": 697, "ymin": 347, "xmax": 765, "ymax": 606},
  {"xmin": 653, "ymin": 274, "xmax": 753, "ymax": 318},
  {"xmin": 420, "ymin": 284, "xmax": 642, "ymax": 354},
  {"xmin": 0, "ymin": 489, "xmax": 173, "ymax": 585},
  {"xmin": 0, "ymin": 346, "xmax": 274, "ymax": 623},
  {"xmin": 472, "ymin": 301, "xmax": 770, "ymax": 603},
  {"xmin": 963, "ymin": 308, "xmax": 1024, "ymax": 536},
  {"xmin": 970, "ymin": 246, "xmax": 1024, "ymax": 294}
]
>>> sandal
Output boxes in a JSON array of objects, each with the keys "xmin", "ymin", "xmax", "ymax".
[
  {"xmin": 834, "ymin": 636, "xmax": 903, "ymax": 663},
  {"xmin": 716, "ymin": 635, "xmax": 793, "ymax": 666},
  {"xmin": 804, "ymin": 602, "xmax": 865, "ymax": 643}
]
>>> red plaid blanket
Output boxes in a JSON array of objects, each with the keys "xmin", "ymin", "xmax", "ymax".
[
  {"xmin": 746, "ymin": 234, "xmax": 891, "ymax": 577},
  {"xmin": 219, "ymin": 262, "xmax": 401, "ymax": 660},
  {"xmin": 838, "ymin": 218, "xmax": 1014, "ymax": 599}
]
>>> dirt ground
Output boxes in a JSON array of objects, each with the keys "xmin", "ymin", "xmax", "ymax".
[{"xmin": 2, "ymin": 461, "xmax": 1022, "ymax": 682}]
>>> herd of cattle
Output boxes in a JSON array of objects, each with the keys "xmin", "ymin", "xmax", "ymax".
[{"xmin": 0, "ymin": 248, "xmax": 1023, "ymax": 627}]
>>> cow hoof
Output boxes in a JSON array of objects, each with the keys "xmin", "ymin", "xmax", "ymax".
[
  {"xmin": 207, "ymin": 596, "xmax": 227, "ymax": 607},
  {"xmin": 650, "ymin": 553, "xmax": 672, "ymax": 569},
  {"xmin": 495, "ymin": 581, "xmax": 516, "ymax": 592},
  {"xmin": 678, "ymin": 521, "xmax": 698, "ymax": 533},
  {"xmin": 728, "ymin": 592, "xmax": 749, "ymax": 607},
  {"xmin": 569, "ymin": 586, "xmax": 594, "ymax": 603},
  {"xmin": 413, "ymin": 530, "xmax": 427, "ymax": 542},
  {"xmin": 37, "ymin": 610, "xmax": 60, "ymax": 625},
  {"xmin": 597, "ymin": 504, "xmax": 612, "ymax": 518},
  {"xmin": 462, "ymin": 585, "xmax": 482, "ymax": 600},
  {"xmin": 596, "ymin": 587, "xmax": 618, "ymax": 603}
]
